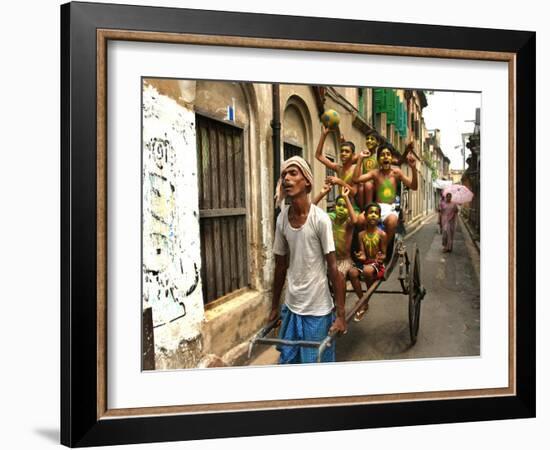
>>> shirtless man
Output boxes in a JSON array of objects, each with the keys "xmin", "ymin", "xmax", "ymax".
[{"xmin": 352, "ymin": 142, "xmax": 418, "ymax": 244}]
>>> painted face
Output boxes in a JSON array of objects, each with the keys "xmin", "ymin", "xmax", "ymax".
[
  {"xmin": 335, "ymin": 198, "xmax": 349, "ymax": 221},
  {"xmin": 366, "ymin": 206, "xmax": 380, "ymax": 224},
  {"xmin": 365, "ymin": 135, "xmax": 379, "ymax": 151},
  {"xmin": 282, "ymin": 165, "xmax": 310, "ymax": 197},
  {"xmin": 446, "ymin": 193, "xmax": 452, "ymax": 202},
  {"xmin": 378, "ymin": 148, "xmax": 392, "ymax": 169},
  {"xmin": 340, "ymin": 145, "xmax": 353, "ymax": 164}
]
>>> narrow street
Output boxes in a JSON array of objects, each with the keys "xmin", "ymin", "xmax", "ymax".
[
  {"xmin": 337, "ymin": 215, "xmax": 480, "ymax": 361},
  {"xmin": 248, "ymin": 214, "xmax": 480, "ymax": 366}
]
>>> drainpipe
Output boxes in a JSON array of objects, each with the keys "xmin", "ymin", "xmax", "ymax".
[{"xmin": 271, "ymin": 84, "xmax": 281, "ymax": 223}]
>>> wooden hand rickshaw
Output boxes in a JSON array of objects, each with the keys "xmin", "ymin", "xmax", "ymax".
[
  {"xmin": 249, "ymin": 168, "xmax": 427, "ymax": 363},
  {"xmin": 248, "ymin": 211, "xmax": 427, "ymax": 363}
]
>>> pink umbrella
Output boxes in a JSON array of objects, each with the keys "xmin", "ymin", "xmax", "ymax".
[{"xmin": 442, "ymin": 184, "xmax": 473, "ymax": 204}]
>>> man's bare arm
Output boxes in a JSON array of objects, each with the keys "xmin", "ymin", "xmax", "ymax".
[
  {"xmin": 268, "ymin": 254, "xmax": 288, "ymax": 322},
  {"xmin": 326, "ymin": 252, "xmax": 347, "ymax": 335}
]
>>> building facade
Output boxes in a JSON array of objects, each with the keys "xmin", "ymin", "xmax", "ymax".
[
  {"xmin": 461, "ymin": 108, "xmax": 481, "ymax": 239},
  {"xmin": 425, "ymin": 129, "xmax": 454, "ymax": 207},
  {"xmin": 141, "ymin": 79, "xmax": 438, "ymax": 369}
]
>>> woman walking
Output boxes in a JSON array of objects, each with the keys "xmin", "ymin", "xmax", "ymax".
[{"xmin": 440, "ymin": 192, "xmax": 459, "ymax": 253}]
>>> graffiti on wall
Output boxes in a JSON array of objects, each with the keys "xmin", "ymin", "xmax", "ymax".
[{"xmin": 142, "ymin": 83, "xmax": 204, "ymax": 350}]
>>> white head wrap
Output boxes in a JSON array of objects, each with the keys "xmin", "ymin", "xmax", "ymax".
[{"xmin": 274, "ymin": 156, "xmax": 314, "ymax": 209}]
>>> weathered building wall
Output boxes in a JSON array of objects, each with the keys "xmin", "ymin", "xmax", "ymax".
[
  {"xmin": 195, "ymin": 80, "xmax": 249, "ymax": 125},
  {"xmin": 141, "ymin": 79, "xmax": 276, "ymax": 368},
  {"xmin": 192, "ymin": 80, "xmax": 273, "ymax": 364},
  {"xmin": 142, "ymin": 81, "xmax": 205, "ymax": 369},
  {"xmin": 247, "ymin": 83, "xmax": 276, "ymax": 293},
  {"xmin": 280, "ymin": 85, "xmax": 320, "ymax": 187}
]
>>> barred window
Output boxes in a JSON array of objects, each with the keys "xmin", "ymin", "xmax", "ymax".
[
  {"xmin": 283, "ymin": 142, "xmax": 302, "ymax": 160},
  {"xmin": 196, "ymin": 115, "xmax": 249, "ymax": 304}
]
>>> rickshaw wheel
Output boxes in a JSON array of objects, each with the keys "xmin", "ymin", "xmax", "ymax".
[
  {"xmin": 399, "ymin": 245, "xmax": 411, "ymax": 294},
  {"xmin": 408, "ymin": 244, "xmax": 423, "ymax": 345}
]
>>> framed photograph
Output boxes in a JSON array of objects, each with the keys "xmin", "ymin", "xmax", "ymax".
[{"xmin": 61, "ymin": 1, "xmax": 535, "ymax": 447}]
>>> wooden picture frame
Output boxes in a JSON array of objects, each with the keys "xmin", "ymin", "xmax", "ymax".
[{"xmin": 61, "ymin": 1, "xmax": 535, "ymax": 446}]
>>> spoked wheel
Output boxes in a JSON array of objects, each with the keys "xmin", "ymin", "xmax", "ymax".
[
  {"xmin": 408, "ymin": 244, "xmax": 425, "ymax": 345},
  {"xmin": 398, "ymin": 242, "xmax": 411, "ymax": 294}
]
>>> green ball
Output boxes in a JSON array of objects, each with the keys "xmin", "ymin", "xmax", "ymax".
[{"xmin": 321, "ymin": 109, "xmax": 340, "ymax": 129}]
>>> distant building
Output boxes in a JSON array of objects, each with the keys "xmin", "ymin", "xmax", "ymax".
[
  {"xmin": 425, "ymin": 129, "xmax": 450, "ymax": 180},
  {"xmin": 461, "ymin": 108, "xmax": 481, "ymax": 238},
  {"xmin": 425, "ymin": 129, "xmax": 452, "ymax": 207},
  {"xmin": 450, "ymin": 169, "xmax": 464, "ymax": 183}
]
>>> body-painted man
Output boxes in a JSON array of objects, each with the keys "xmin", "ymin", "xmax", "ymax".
[
  {"xmin": 270, "ymin": 156, "xmax": 347, "ymax": 364},
  {"xmin": 353, "ymin": 142, "xmax": 418, "ymax": 244}
]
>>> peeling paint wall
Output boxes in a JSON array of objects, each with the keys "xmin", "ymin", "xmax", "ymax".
[
  {"xmin": 251, "ymin": 84, "xmax": 276, "ymax": 291},
  {"xmin": 195, "ymin": 80, "xmax": 248, "ymax": 125},
  {"xmin": 142, "ymin": 83, "xmax": 204, "ymax": 369}
]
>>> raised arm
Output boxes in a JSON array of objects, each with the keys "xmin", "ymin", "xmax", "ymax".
[
  {"xmin": 395, "ymin": 141, "xmax": 413, "ymax": 166},
  {"xmin": 342, "ymin": 186, "xmax": 357, "ymax": 225},
  {"xmin": 396, "ymin": 153, "xmax": 418, "ymax": 190},
  {"xmin": 325, "ymin": 175, "xmax": 356, "ymax": 197},
  {"xmin": 325, "ymin": 252, "xmax": 347, "ymax": 335},
  {"xmin": 352, "ymin": 150, "xmax": 376, "ymax": 183},
  {"xmin": 313, "ymin": 181, "xmax": 333, "ymax": 205},
  {"xmin": 315, "ymin": 126, "xmax": 339, "ymax": 171}
]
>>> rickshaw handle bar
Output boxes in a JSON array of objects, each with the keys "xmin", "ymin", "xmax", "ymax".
[
  {"xmin": 254, "ymin": 337, "xmax": 324, "ymax": 348},
  {"xmin": 345, "ymin": 279, "xmax": 381, "ymax": 323}
]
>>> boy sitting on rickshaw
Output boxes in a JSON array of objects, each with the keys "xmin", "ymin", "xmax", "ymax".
[
  {"xmin": 354, "ymin": 202, "xmax": 387, "ymax": 321},
  {"xmin": 353, "ymin": 141, "xmax": 418, "ymax": 244}
]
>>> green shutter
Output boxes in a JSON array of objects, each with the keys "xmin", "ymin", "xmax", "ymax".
[
  {"xmin": 402, "ymin": 102, "xmax": 406, "ymax": 136},
  {"xmin": 386, "ymin": 89, "xmax": 397, "ymax": 124},
  {"xmin": 402, "ymin": 102, "xmax": 409, "ymax": 137},
  {"xmin": 374, "ymin": 88, "xmax": 386, "ymax": 113},
  {"xmin": 398, "ymin": 101, "xmax": 403, "ymax": 136},
  {"xmin": 399, "ymin": 102, "xmax": 405, "ymax": 137}
]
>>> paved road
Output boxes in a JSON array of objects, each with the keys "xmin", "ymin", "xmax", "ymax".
[
  {"xmin": 248, "ymin": 215, "xmax": 480, "ymax": 366},
  {"xmin": 337, "ymin": 215, "xmax": 480, "ymax": 362}
]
